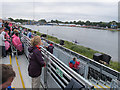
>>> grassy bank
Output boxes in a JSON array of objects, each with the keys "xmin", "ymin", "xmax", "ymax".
[{"xmin": 36, "ymin": 31, "xmax": 120, "ymax": 72}]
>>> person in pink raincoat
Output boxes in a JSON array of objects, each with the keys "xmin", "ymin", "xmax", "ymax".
[
  {"xmin": 9, "ymin": 22, "xmax": 12, "ymax": 27},
  {"xmin": 5, "ymin": 29, "xmax": 10, "ymax": 41},
  {"xmin": 4, "ymin": 29, "xmax": 11, "ymax": 55},
  {"xmin": 12, "ymin": 31, "xmax": 23, "ymax": 52}
]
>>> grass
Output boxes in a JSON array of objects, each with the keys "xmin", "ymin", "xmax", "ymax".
[
  {"xmin": 48, "ymin": 35, "xmax": 60, "ymax": 44},
  {"xmin": 64, "ymin": 41, "xmax": 101, "ymax": 59},
  {"xmin": 36, "ymin": 31, "xmax": 120, "ymax": 72},
  {"xmin": 108, "ymin": 61, "xmax": 120, "ymax": 72}
]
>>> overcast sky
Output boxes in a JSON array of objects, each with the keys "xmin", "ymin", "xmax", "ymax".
[{"xmin": 0, "ymin": 0, "xmax": 119, "ymax": 22}]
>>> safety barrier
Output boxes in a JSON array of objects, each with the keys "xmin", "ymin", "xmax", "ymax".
[
  {"xmin": 21, "ymin": 35, "xmax": 94, "ymax": 89},
  {"xmin": 43, "ymin": 39, "xmax": 120, "ymax": 88}
]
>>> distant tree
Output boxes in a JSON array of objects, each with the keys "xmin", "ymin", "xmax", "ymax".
[
  {"xmin": 8, "ymin": 17, "xmax": 14, "ymax": 21},
  {"xmin": 91, "ymin": 22, "xmax": 97, "ymax": 26},
  {"xmin": 38, "ymin": 19, "xmax": 47, "ymax": 23},
  {"xmin": 85, "ymin": 20, "xmax": 91, "ymax": 26},
  {"xmin": 80, "ymin": 21, "xmax": 85, "ymax": 25},
  {"xmin": 70, "ymin": 21, "xmax": 73, "ymax": 24},
  {"xmin": 55, "ymin": 20, "xmax": 59, "ymax": 23},
  {"xmin": 73, "ymin": 21, "xmax": 77, "ymax": 24},
  {"xmin": 51, "ymin": 20, "xmax": 55, "ymax": 23},
  {"xmin": 98, "ymin": 22, "xmax": 108, "ymax": 27},
  {"xmin": 76, "ymin": 20, "xmax": 81, "ymax": 25},
  {"xmin": 65, "ymin": 21, "xmax": 68, "ymax": 24},
  {"xmin": 117, "ymin": 23, "xmax": 120, "ymax": 28}
]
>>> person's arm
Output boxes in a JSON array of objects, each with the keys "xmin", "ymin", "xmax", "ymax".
[
  {"xmin": 76, "ymin": 61, "xmax": 80, "ymax": 65},
  {"xmin": 2, "ymin": 35, "xmax": 6, "ymax": 41},
  {"xmin": 34, "ymin": 50, "xmax": 45, "ymax": 67}
]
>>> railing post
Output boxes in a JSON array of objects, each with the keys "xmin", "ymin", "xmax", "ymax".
[
  {"xmin": 84, "ymin": 64, "xmax": 89, "ymax": 79},
  {"xmin": 44, "ymin": 53, "xmax": 48, "ymax": 89},
  {"xmin": 110, "ymin": 79, "xmax": 115, "ymax": 88}
]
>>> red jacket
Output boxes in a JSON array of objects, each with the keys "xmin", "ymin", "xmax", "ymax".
[
  {"xmin": 69, "ymin": 62, "xmax": 74, "ymax": 68},
  {"xmin": 74, "ymin": 61, "xmax": 80, "ymax": 69},
  {"xmin": 69, "ymin": 61, "xmax": 80, "ymax": 69}
]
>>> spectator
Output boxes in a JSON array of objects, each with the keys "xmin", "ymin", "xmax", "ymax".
[
  {"xmin": 4, "ymin": 21, "xmax": 10, "ymax": 35},
  {"xmin": 46, "ymin": 43, "xmax": 54, "ymax": 54},
  {"xmin": 12, "ymin": 31, "xmax": 23, "ymax": 52},
  {"xmin": 33, "ymin": 31, "xmax": 37, "ymax": 37},
  {"xmin": 69, "ymin": 57, "xmax": 80, "ymax": 72},
  {"xmin": 28, "ymin": 36, "xmax": 45, "ymax": 89},
  {"xmin": 4, "ymin": 29, "xmax": 11, "ymax": 56},
  {"xmin": 27, "ymin": 29, "xmax": 32, "ymax": 38},
  {"xmin": 4, "ymin": 29, "xmax": 10, "ymax": 40},
  {"xmin": 0, "ymin": 28, "xmax": 6, "ymax": 57},
  {"xmin": 23, "ymin": 28, "xmax": 27, "ymax": 36},
  {"xmin": 0, "ymin": 64, "xmax": 16, "ymax": 89}
]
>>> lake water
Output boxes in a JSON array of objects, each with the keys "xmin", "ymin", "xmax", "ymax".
[{"xmin": 23, "ymin": 25, "xmax": 119, "ymax": 62}]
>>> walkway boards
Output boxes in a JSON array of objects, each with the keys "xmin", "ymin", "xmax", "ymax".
[
  {"xmin": 0, "ymin": 54, "xmax": 110, "ymax": 89},
  {"xmin": 0, "ymin": 54, "xmax": 31, "ymax": 88}
]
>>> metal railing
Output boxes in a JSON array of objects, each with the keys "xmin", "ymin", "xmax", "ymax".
[
  {"xmin": 21, "ymin": 35, "xmax": 94, "ymax": 89},
  {"xmin": 43, "ymin": 39, "xmax": 120, "ymax": 88}
]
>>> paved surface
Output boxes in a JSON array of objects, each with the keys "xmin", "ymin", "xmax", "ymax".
[{"xmin": 0, "ymin": 54, "xmax": 31, "ymax": 88}]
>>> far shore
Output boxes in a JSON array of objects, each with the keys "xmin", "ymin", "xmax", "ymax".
[{"xmin": 32, "ymin": 24, "xmax": 120, "ymax": 31}]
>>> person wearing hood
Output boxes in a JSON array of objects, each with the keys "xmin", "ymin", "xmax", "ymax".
[
  {"xmin": 0, "ymin": 28, "xmax": 6, "ymax": 57},
  {"xmin": 12, "ymin": 31, "xmax": 23, "ymax": 52},
  {"xmin": 28, "ymin": 36, "xmax": 45, "ymax": 89}
]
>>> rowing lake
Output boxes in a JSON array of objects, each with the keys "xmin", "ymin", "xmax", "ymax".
[{"xmin": 23, "ymin": 25, "xmax": 119, "ymax": 62}]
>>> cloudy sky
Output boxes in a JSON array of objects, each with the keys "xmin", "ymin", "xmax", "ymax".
[{"xmin": 0, "ymin": 0, "xmax": 119, "ymax": 22}]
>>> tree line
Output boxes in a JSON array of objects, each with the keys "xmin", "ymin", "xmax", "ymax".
[{"xmin": 8, "ymin": 18, "xmax": 120, "ymax": 28}]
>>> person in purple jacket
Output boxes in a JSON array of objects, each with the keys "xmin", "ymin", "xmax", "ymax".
[{"xmin": 28, "ymin": 36, "xmax": 45, "ymax": 89}]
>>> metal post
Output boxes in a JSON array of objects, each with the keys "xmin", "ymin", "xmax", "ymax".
[
  {"xmin": 84, "ymin": 64, "xmax": 89, "ymax": 79},
  {"xmin": 44, "ymin": 53, "xmax": 48, "ymax": 89}
]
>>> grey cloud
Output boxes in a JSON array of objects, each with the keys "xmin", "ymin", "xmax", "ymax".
[{"xmin": 1, "ymin": 2, "xmax": 118, "ymax": 22}]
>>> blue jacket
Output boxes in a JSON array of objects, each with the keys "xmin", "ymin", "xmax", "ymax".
[
  {"xmin": 70, "ymin": 60, "xmax": 75, "ymax": 65},
  {"xmin": 27, "ymin": 32, "xmax": 32, "ymax": 38}
]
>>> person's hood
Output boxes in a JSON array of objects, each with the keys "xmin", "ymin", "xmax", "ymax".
[
  {"xmin": 28, "ymin": 46, "xmax": 35, "ymax": 53},
  {"xmin": 12, "ymin": 34, "xmax": 17, "ymax": 38},
  {"xmin": 50, "ymin": 44, "xmax": 53, "ymax": 46}
]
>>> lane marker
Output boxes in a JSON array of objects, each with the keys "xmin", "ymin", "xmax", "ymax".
[
  {"xmin": 104, "ymin": 85, "xmax": 110, "ymax": 88},
  {"xmin": 98, "ymin": 84, "xmax": 106, "ymax": 90},
  {"xmin": 15, "ymin": 56, "xmax": 25, "ymax": 88},
  {"xmin": 9, "ymin": 55, "xmax": 12, "ymax": 65},
  {"xmin": 92, "ymin": 83, "xmax": 100, "ymax": 90}
]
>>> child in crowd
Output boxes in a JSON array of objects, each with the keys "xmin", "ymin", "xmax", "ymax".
[
  {"xmin": 0, "ymin": 28, "xmax": 6, "ymax": 57},
  {"xmin": 69, "ymin": 57, "xmax": 80, "ymax": 73},
  {"xmin": 0, "ymin": 64, "xmax": 16, "ymax": 89}
]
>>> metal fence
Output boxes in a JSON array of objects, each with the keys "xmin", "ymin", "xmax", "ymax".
[
  {"xmin": 44, "ymin": 39, "xmax": 120, "ymax": 88},
  {"xmin": 21, "ymin": 35, "xmax": 94, "ymax": 89}
]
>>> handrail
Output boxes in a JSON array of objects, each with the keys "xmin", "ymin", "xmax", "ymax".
[
  {"xmin": 44, "ymin": 39, "xmax": 120, "ymax": 79},
  {"xmin": 21, "ymin": 35, "xmax": 94, "ymax": 89},
  {"xmin": 43, "ymin": 38, "xmax": 120, "ymax": 88},
  {"xmin": 41, "ymin": 47, "xmax": 94, "ymax": 88}
]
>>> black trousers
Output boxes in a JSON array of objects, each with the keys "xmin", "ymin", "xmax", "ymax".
[
  {"xmin": 6, "ymin": 46, "xmax": 12, "ymax": 55},
  {"xmin": 2, "ymin": 46, "xmax": 6, "ymax": 57}
]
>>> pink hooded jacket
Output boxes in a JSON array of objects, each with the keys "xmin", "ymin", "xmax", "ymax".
[
  {"xmin": 5, "ymin": 32, "xmax": 10, "ymax": 50},
  {"xmin": 12, "ymin": 34, "xmax": 23, "ymax": 52}
]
